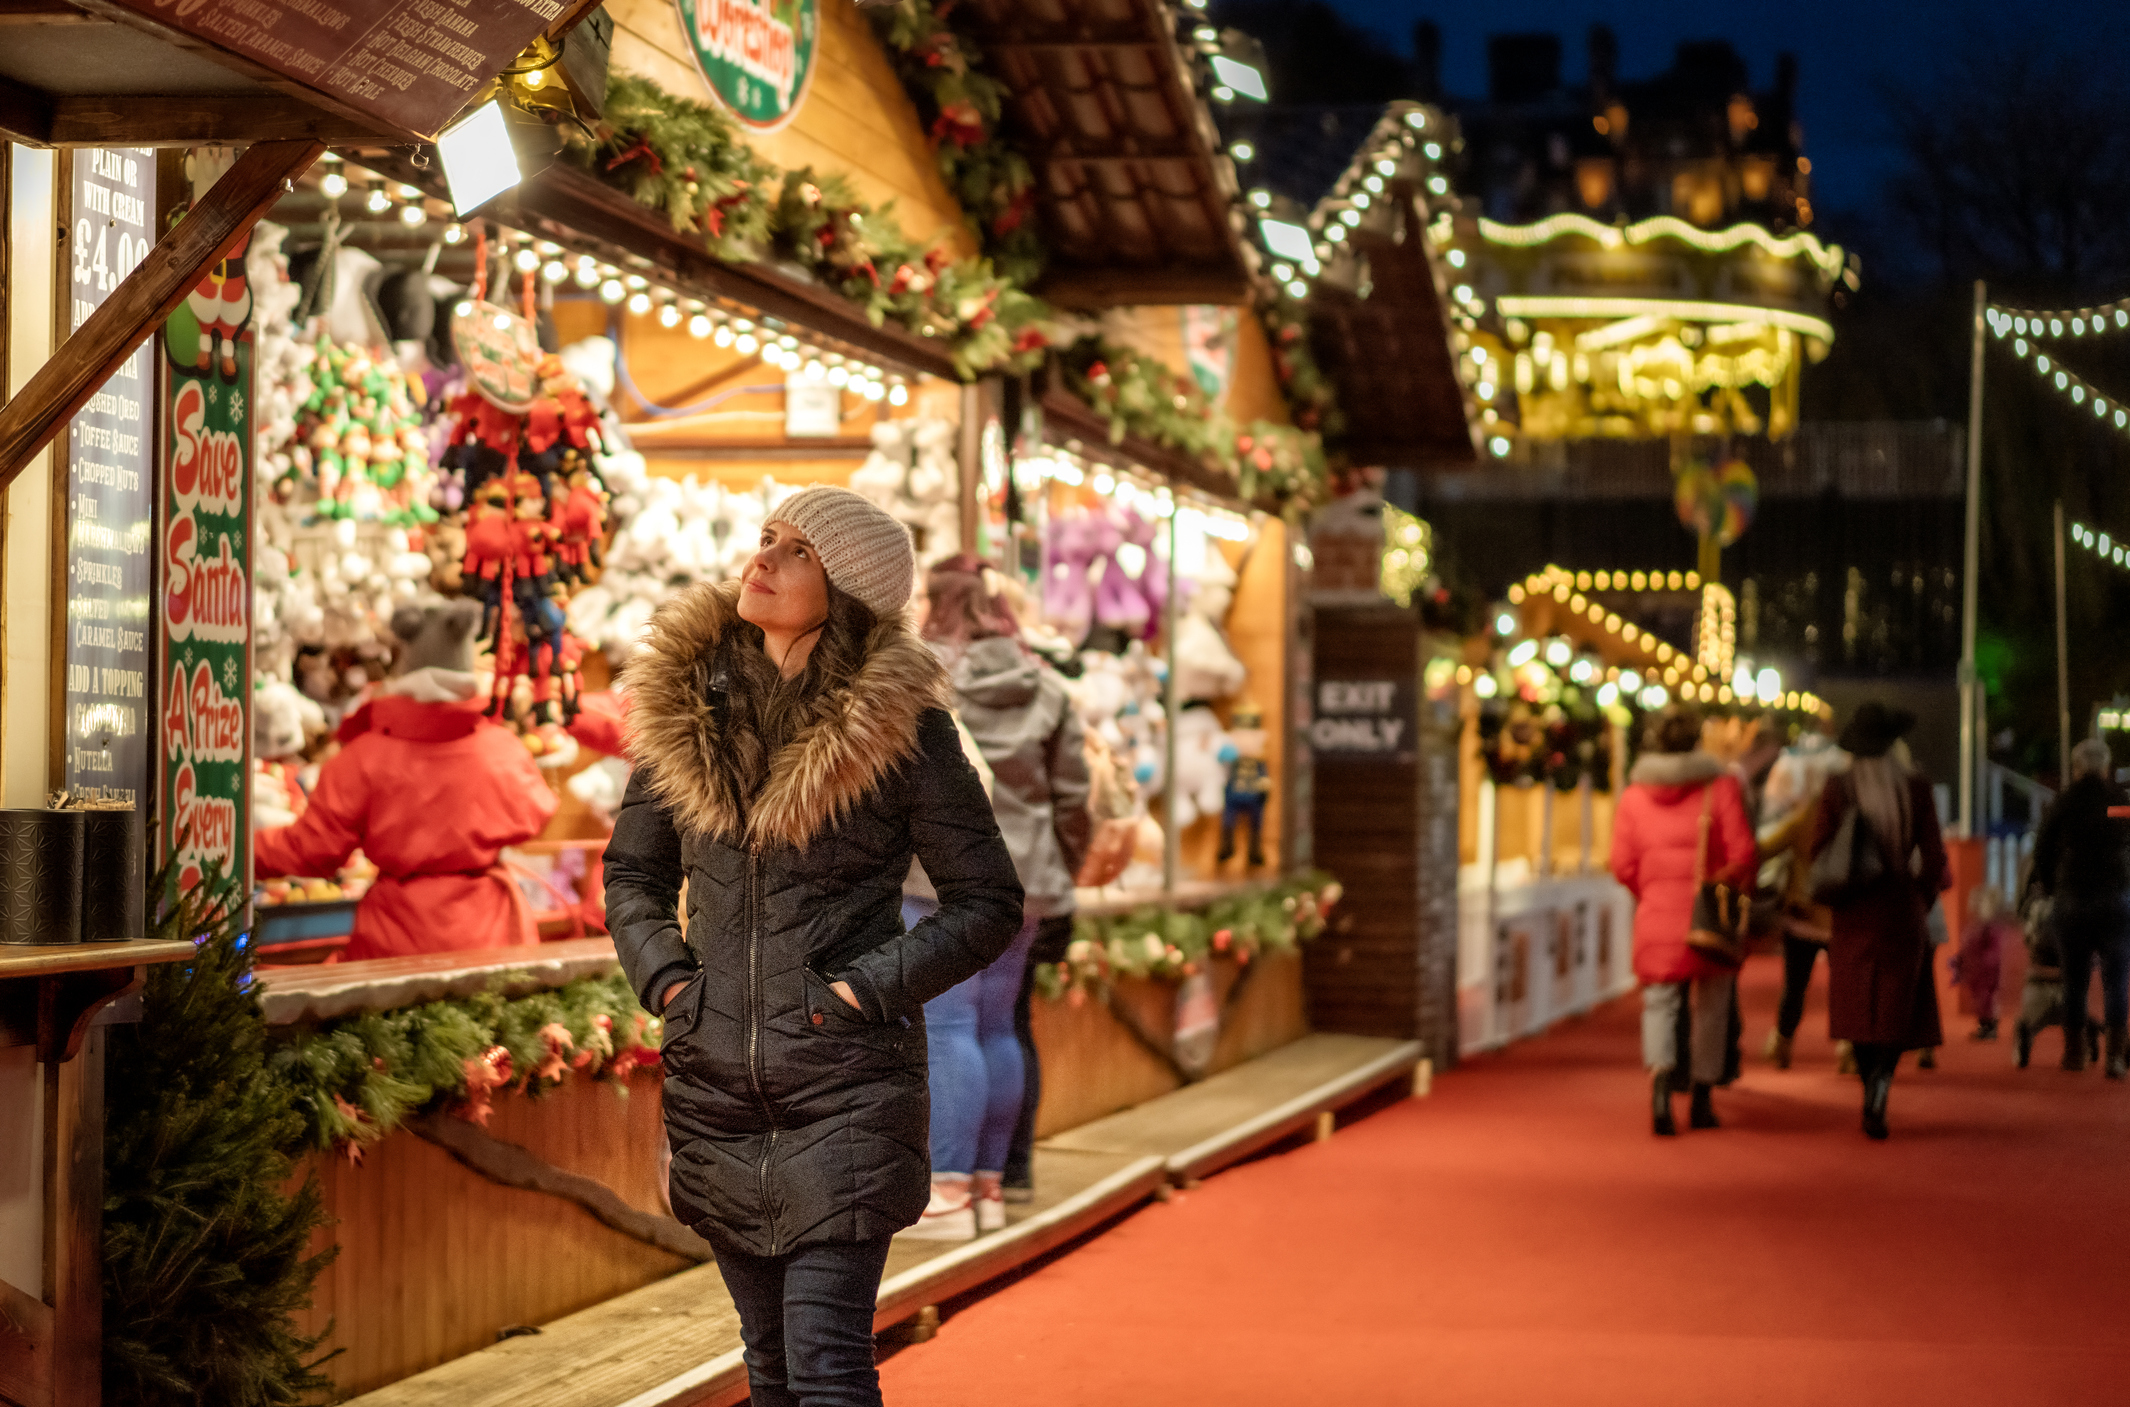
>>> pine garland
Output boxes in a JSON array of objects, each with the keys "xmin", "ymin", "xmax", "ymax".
[
  {"xmin": 1036, "ymin": 872, "xmax": 1341, "ymax": 1000},
  {"xmin": 564, "ymin": 72, "xmax": 1058, "ymax": 379},
  {"xmin": 268, "ymin": 970, "xmax": 663, "ymax": 1156},
  {"xmin": 566, "ymin": 72, "xmax": 776, "ymax": 260},
  {"xmin": 1065, "ymin": 339, "xmax": 1333, "ymax": 518},
  {"xmin": 103, "ymin": 863, "xmax": 338, "ymax": 1406},
  {"xmin": 864, "ymin": 0, "xmax": 1045, "ymax": 287}
]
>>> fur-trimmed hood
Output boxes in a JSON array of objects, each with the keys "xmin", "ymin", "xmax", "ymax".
[
  {"xmin": 1628, "ymin": 749, "xmax": 1724, "ymax": 791},
  {"xmin": 620, "ymin": 580, "xmax": 949, "ymax": 850}
]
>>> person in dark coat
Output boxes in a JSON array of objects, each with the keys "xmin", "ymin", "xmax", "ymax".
[
  {"xmin": 2029, "ymin": 737, "xmax": 2130, "ymax": 1077},
  {"xmin": 1809, "ymin": 702, "xmax": 1948, "ymax": 1140},
  {"xmin": 605, "ymin": 486, "xmax": 1023, "ymax": 1407}
]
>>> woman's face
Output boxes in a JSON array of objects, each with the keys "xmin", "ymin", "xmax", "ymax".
[{"xmin": 738, "ymin": 521, "xmax": 830, "ymax": 637}]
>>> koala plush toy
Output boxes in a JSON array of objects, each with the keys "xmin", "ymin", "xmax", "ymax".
[{"xmin": 385, "ymin": 598, "xmax": 483, "ymax": 702}]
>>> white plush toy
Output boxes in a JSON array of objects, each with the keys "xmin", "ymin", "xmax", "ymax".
[{"xmin": 1170, "ymin": 705, "xmax": 1233, "ymax": 830}]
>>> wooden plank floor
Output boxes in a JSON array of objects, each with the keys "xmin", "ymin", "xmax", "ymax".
[
  {"xmin": 1040, "ymin": 1032, "xmax": 1422, "ymax": 1178},
  {"xmin": 345, "ymin": 1034, "xmax": 1421, "ymax": 1407},
  {"xmin": 342, "ymin": 1148, "xmax": 1156, "ymax": 1407}
]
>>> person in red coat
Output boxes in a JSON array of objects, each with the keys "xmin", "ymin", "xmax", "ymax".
[
  {"xmin": 1810, "ymin": 702, "xmax": 1948, "ymax": 1139},
  {"xmin": 1610, "ymin": 704, "xmax": 1756, "ymax": 1135},
  {"xmin": 256, "ymin": 602, "xmax": 559, "ymax": 961}
]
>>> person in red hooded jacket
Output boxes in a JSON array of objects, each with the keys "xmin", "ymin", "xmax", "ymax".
[
  {"xmin": 255, "ymin": 601, "xmax": 558, "ymax": 960},
  {"xmin": 1610, "ymin": 703, "xmax": 1756, "ymax": 1136}
]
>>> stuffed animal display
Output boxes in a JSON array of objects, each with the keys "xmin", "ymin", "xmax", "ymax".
[
  {"xmin": 848, "ymin": 417, "xmax": 960, "ymax": 560},
  {"xmin": 568, "ymin": 453, "xmax": 803, "ymax": 661}
]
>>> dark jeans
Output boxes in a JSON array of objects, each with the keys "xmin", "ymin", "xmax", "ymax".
[
  {"xmin": 1777, "ymin": 935, "xmax": 1825, "ymax": 1039},
  {"xmin": 715, "ymin": 1236, "xmax": 893, "ymax": 1407},
  {"xmin": 2057, "ymin": 895, "xmax": 2130, "ymax": 1043},
  {"xmin": 1005, "ymin": 913, "xmax": 1076, "ymax": 1188}
]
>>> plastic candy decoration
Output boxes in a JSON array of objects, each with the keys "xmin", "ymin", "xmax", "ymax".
[
  {"xmin": 1673, "ymin": 456, "xmax": 1758, "ymax": 547},
  {"xmin": 452, "ymin": 300, "xmax": 544, "ymax": 413}
]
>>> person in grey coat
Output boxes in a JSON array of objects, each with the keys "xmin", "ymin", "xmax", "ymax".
[{"xmin": 900, "ymin": 555, "xmax": 1091, "ymax": 1238}]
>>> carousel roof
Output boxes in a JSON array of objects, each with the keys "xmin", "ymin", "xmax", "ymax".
[{"xmin": 953, "ymin": 0, "xmax": 1258, "ymax": 308}]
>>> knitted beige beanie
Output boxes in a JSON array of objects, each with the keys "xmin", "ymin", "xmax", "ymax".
[{"xmin": 766, "ymin": 485, "xmax": 916, "ymax": 620}]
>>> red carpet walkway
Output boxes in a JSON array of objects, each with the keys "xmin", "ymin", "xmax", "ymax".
[{"xmin": 879, "ymin": 955, "xmax": 2130, "ymax": 1406}]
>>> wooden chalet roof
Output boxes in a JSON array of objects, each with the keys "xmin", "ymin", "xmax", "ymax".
[
  {"xmin": 1303, "ymin": 107, "xmax": 1479, "ymax": 469},
  {"xmin": 955, "ymin": 0, "xmax": 1256, "ymax": 309}
]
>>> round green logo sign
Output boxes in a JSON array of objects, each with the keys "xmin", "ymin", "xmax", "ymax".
[{"xmin": 679, "ymin": 0, "xmax": 820, "ymax": 133}]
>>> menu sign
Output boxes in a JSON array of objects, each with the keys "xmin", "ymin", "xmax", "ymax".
[
  {"xmin": 157, "ymin": 233, "xmax": 254, "ymax": 894},
  {"xmin": 65, "ymin": 147, "xmax": 157, "ymax": 808},
  {"xmin": 103, "ymin": 0, "xmax": 568, "ymax": 138}
]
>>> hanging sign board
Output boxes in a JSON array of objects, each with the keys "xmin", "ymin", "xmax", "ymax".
[
  {"xmin": 88, "ymin": 0, "xmax": 569, "ymax": 138},
  {"xmin": 157, "ymin": 235, "xmax": 255, "ymax": 895},
  {"xmin": 678, "ymin": 0, "xmax": 820, "ymax": 131},
  {"xmin": 64, "ymin": 147, "xmax": 157, "ymax": 808}
]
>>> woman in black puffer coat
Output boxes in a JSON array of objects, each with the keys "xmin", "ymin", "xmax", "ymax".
[{"xmin": 605, "ymin": 486, "xmax": 1022, "ymax": 1407}]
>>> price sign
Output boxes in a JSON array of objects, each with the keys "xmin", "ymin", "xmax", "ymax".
[{"xmin": 64, "ymin": 147, "xmax": 156, "ymax": 808}]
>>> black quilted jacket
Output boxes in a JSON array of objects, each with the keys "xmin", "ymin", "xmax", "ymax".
[{"xmin": 604, "ymin": 582, "xmax": 1022, "ymax": 1255}]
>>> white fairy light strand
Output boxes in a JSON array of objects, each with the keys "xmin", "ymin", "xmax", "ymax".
[
  {"xmin": 2068, "ymin": 521, "xmax": 2130, "ymax": 574},
  {"xmin": 1990, "ymin": 325, "xmax": 2130, "ymax": 437},
  {"xmin": 1988, "ymin": 301, "xmax": 2130, "ymax": 340}
]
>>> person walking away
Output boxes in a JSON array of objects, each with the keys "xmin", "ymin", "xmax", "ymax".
[
  {"xmin": 1610, "ymin": 704, "xmax": 1756, "ymax": 1135},
  {"xmin": 1810, "ymin": 703, "xmax": 1947, "ymax": 1139},
  {"xmin": 1758, "ymin": 722, "xmax": 1847, "ymax": 1066},
  {"xmin": 606, "ymin": 487, "xmax": 1024, "ymax": 1407},
  {"xmin": 901, "ymin": 556, "xmax": 1091, "ymax": 1238},
  {"xmin": 1952, "ymin": 885, "xmax": 2016, "ymax": 1041},
  {"xmin": 2029, "ymin": 737, "xmax": 2130, "ymax": 1077}
]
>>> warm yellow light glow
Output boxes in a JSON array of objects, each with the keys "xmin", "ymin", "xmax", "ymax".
[
  {"xmin": 1496, "ymin": 296, "xmax": 1835, "ymax": 344},
  {"xmin": 1477, "ymin": 213, "xmax": 1846, "ymax": 278}
]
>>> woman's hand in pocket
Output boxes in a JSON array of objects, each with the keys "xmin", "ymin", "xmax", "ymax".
[
  {"xmin": 661, "ymin": 980, "xmax": 692, "ymax": 1014},
  {"xmin": 830, "ymin": 979, "xmax": 862, "ymax": 1012}
]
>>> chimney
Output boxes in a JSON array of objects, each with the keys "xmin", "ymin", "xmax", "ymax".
[
  {"xmin": 1412, "ymin": 20, "xmax": 1443, "ymax": 102},
  {"xmin": 1488, "ymin": 33, "xmax": 1562, "ymax": 104},
  {"xmin": 1587, "ymin": 24, "xmax": 1618, "ymax": 102}
]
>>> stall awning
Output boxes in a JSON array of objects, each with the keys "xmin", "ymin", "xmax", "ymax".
[{"xmin": 956, "ymin": 0, "xmax": 1256, "ymax": 309}]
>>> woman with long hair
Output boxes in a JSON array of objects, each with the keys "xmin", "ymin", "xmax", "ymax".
[
  {"xmin": 1610, "ymin": 703, "xmax": 1757, "ymax": 1135},
  {"xmin": 605, "ymin": 487, "xmax": 1023, "ymax": 1407},
  {"xmin": 900, "ymin": 556, "xmax": 1090, "ymax": 1237},
  {"xmin": 1810, "ymin": 702, "xmax": 1948, "ymax": 1139}
]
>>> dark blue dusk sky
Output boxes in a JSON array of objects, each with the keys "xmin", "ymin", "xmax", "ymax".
[{"xmin": 1322, "ymin": 1, "xmax": 2130, "ymax": 217}]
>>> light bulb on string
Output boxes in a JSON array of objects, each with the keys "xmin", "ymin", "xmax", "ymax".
[
  {"xmin": 688, "ymin": 313, "xmax": 713, "ymax": 339},
  {"xmin": 625, "ymin": 290, "xmax": 652, "ymax": 315},
  {"xmin": 887, "ymin": 383, "xmax": 909, "ymax": 406},
  {"xmin": 658, "ymin": 300, "xmax": 682, "ymax": 329},
  {"xmin": 319, "ymin": 170, "xmax": 349, "ymax": 199},
  {"xmin": 513, "ymin": 246, "xmax": 540, "ymax": 273},
  {"xmin": 399, "ymin": 203, "xmax": 426, "ymax": 227},
  {"xmin": 713, "ymin": 323, "xmax": 734, "ymax": 347},
  {"xmin": 365, "ymin": 181, "xmax": 392, "ymax": 214},
  {"xmin": 599, "ymin": 278, "xmax": 626, "ymax": 305},
  {"xmin": 442, "ymin": 222, "xmax": 465, "ymax": 245},
  {"xmin": 541, "ymin": 260, "xmax": 567, "ymax": 284}
]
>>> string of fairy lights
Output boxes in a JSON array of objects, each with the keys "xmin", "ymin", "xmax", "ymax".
[
  {"xmin": 1986, "ymin": 310, "xmax": 2130, "ymax": 439},
  {"xmin": 2067, "ymin": 521, "xmax": 2130, "ymax": 575}
]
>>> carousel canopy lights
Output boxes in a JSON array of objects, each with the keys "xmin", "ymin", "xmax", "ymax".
[
  {"xmin": 1477, "ymin": 213, "xmax": 1848, "ymax": 280},
  {"xmin": 437, "ymin": 100, "xmax": 523, "ymax": 216},
  {"xmin": 1494, "ymin": 296, "xmax": 1835, "ymax": 345}
]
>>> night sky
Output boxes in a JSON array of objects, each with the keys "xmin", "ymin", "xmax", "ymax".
[{"xmin": 1322, "ymin": 1, "xmax": 2130, "ymax": 217}]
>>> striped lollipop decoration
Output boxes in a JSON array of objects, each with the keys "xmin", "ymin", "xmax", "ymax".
[{"xmin": 1673, "ymin": 457, "xmax": 1759, "ymax": 547}]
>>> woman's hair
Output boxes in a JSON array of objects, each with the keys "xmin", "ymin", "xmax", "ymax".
[
  {"xmin": 921, "ymin": 554, "xmax": 1016, "ymax": 646},
  {"xmin": 716, "ymin": 584, "xmax": 880, "ymax": 804},
  {"xmin": 1644, "ymin": 703, "xmax": 1704, "ymax": 755},
  {"xmin": 2072, "ymin": 737, "xmax": 2112, "ymax": 780}
]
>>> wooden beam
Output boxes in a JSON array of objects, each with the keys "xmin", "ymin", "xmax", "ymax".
[
  {"xmin": 49, "ymin": 94, "xmax": 390, "ymax": 148},
  {"xmin": 0, "ymin": 78, "xmax": 53, "ymax": 146},
  {"xmin": 0, "ymin": 1269, "xmax": 54, "ymax": 1407},
  {"xmin": 1036, "ymin": 265, "xmax": 1254, "ymax": 309},
  {"xmin": 0, "ymin": 137, "xmax": 322, "ymax": 490}
]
